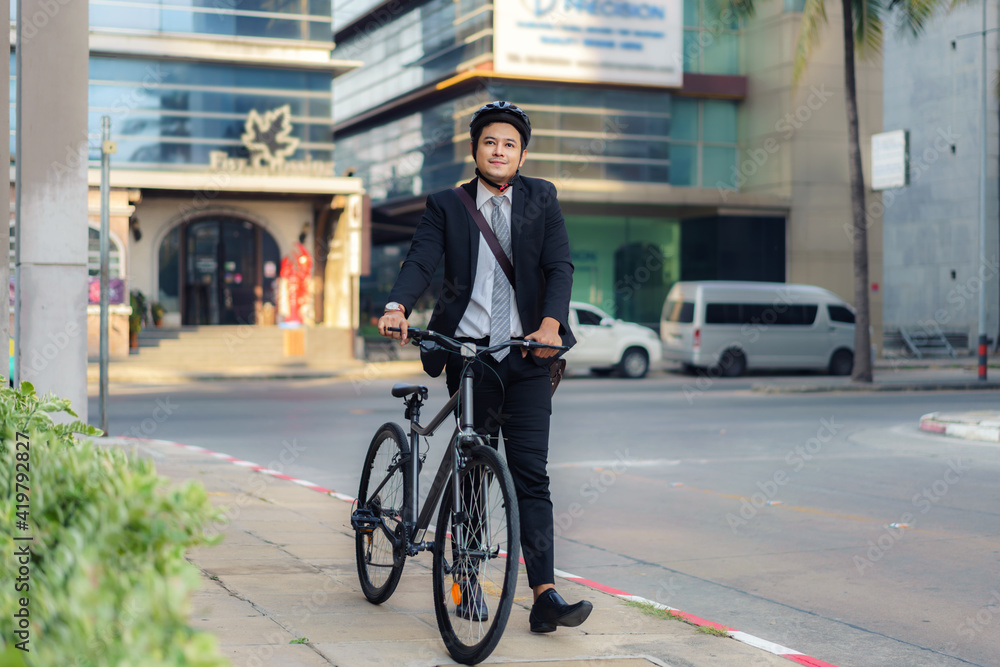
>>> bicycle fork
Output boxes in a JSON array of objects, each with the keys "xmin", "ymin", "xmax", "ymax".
[{"xmin": 450, "ymin": 365, "xmax": 478, "ymax": 550}]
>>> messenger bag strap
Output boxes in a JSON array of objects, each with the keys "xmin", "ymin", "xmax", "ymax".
[{"xmin": 452, "ymin": 186, "xmax": 515, "ymax": 287}]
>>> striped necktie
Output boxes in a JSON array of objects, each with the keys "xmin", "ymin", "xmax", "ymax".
[{"xmin": 489, "ymin": 195, "xmax": 512, "ymax": 361}]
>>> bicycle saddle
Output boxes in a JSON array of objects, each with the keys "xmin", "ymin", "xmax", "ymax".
[{"xmin": 391, "ymin": 383, "xmax": 428, "ymax": 399}]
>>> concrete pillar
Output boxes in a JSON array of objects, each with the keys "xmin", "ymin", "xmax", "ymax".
[
  {"xmin": 1, "ymin": 0, "xmax": 9, "ymax": 384},
  {"xmin": 14, "ymin": 0, "xmax": 89, "ymax": 416},
  {"xmin": 323, "ymin": 194, "xmax": 363, "ymax": 329}
]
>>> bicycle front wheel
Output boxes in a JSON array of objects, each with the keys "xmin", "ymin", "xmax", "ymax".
[
  {"xmin": 356, "ymin": 422, "xmax": 410, "ymax": 604},
  {"xmin": 432, "ymin": 443, "xmax": 520, "ymax": 664}
]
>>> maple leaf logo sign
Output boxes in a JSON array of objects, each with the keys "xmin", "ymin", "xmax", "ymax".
[{"xmin": 241, "ymin": 105, "xmax": 300, "ymax": 167}]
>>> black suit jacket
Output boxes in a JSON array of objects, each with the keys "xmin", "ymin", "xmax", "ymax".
[{"xmin": 387, "ymin": 175, "xmax": 576, "ymax": 377}]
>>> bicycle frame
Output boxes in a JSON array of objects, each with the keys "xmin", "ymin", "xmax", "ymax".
[{"xmin": 396, "ymin": 363, "xmax": 486, "ymax": 555}]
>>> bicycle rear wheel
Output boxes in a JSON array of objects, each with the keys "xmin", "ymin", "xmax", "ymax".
[
  {"xmin": 355, "ymin": 422, "xmax": 410, "ymax": 604},
  {"xmin": 432, "ymin": 443, "xmax": 520, "ymax": 664}
]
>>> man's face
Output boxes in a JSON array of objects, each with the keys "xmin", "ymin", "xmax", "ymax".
[{"xmin": 472, "ymin": 122, "xmax": 526, "ymax": 186}]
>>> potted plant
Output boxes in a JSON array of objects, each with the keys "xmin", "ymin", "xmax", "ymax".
[{"xmin": 151, "ymin": 302, "xmax": 165, "ymax": 327}]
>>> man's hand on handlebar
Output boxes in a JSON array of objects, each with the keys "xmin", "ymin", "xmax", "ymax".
[
  {"xmin": 378, "ymin": 310, "xmax": 409, "ymax": 344},
  {"xmin": 523, "ymin": 316, "xmax": 563, "ymax": 359}
]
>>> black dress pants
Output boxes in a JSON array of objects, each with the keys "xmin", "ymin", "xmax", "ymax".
[{"xmin": 446, "ymin": 348, "xmax": 554, "ymax": 589}]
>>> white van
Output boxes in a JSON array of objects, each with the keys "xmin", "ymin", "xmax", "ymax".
[{"xmin": 660, "ymin": 281, "xmax": 856, "ymax": 376}]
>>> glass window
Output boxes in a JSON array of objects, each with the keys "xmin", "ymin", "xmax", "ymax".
[
  {"xmin": 680, "ymin": 0, "xmax": 740, "ymax": 74},
  {"xmin": 702, "ymin": 100, "xmax": 738, "ymax": 144},
  {"xmin": 85, "ymin": 57, "xmax": 334, "ymax": 168},
  {"xmin": 565, "ymin": 217, "xmax": 679, "ymax": 321},
  {"xmin": 671, "ymin": 99, "xmax": 699, "ymax": 141},
  {"xmin": 683, "ymin": 0, "xmax": 700, "ymax": 27},
  {"xmin": 89, "ymin": 0, "xmax": 331, "ymax": 40},
  {"xmin": 761, "ymin": 304, "xmax": 818, "ymax": 325},
  {"xmin": 705, "ymin": 303, "xmax": 740, "ymax": 324},
  {"xmin": 576, "ymin": 309, "xmax": 603, "ymax": 326},
  {"xmin": 702, "ymin": 31, "xmax": 739, "ymax": 75},
  {"xmin": 683, "ymin": 30, "xmax": 701, "ymax": 72},
  {"xmin": 706, "ymin": 303, "xmax": 818, "ymax": 325},
  {"xmin": 89, "ymin": 4, "xmax": 159, "ymax": 30},
  {"xmin": 829, "ymin": 305, "xmax": 856, "ymax": 324},
  {"xmin": 669, "ymin": 144, "xmax": 697, "ymax": 186},
  {"xmin": 663, "ymin": 300, "xmax": 694, "ymax": 323},
  {"xmin": 795, "ymin": 305, "xmax": 818, "ymax": 325},
  {"xmin": 605, "ymin": 163, "xmax": 644, "ymax": 182},
  {"xmin": 561, "ymin": 113, "xmax": 605, "ymax": 133},
  {"xmin": 333, "ymin": 0, "xmax": 491, "ymax": 120},
  {"xmin": 87, "ymin": 228, "xmax": 122, "ymax": 278},
  {"xmin": 702, "ymin": 145, "xmax": 736, "ymax": 188},
  {"xmin": 159, "ymin": 226, "xmax": 181, "ymax": 314}
]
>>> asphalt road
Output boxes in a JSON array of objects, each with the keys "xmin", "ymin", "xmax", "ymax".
[{"xmin": 89, "ymin": 371, "xmax": 1000, "ymax": 667}]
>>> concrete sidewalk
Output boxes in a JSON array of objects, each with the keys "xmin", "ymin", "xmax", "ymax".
[{"xmin": 120, "ymin": 438, "xmax": 808, "ymax": 667}]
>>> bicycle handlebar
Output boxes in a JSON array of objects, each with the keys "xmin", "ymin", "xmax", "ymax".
[{"xmin": 386, "ymin": 327, "xmax": 567, "ymax": 355}]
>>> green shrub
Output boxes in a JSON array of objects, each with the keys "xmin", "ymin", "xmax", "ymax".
[{"xmin": 0, "ymin": 383, "xmax": 227, "ymax": 667}]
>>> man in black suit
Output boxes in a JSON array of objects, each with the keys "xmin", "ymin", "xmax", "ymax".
[{"xmin": 378, "ymin": 101, "xmax": 592, "ymax": 633}]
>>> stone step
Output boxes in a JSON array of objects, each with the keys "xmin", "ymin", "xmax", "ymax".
[
  {"xmin": 125, "ymin": 325, "xmax": 355, "ymax": 367},
  {"xmin": 139, "ymin": 328, "xmax": 285, "ymax": 341},
  {"xmin": 130, "ymin": 352, "xmax": 301, "ymax": 364}
]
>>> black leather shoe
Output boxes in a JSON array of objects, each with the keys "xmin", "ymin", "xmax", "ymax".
[
  {"xmin": 455, "ymin": 579, "xmax": 489, "ymax": 622},
  {"xmin": 529, "ymin": 589, "xmax": 593, "ymax": 633}
]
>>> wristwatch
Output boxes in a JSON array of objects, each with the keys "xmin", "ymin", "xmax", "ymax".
[{"xmin": 384, "ymin": 302, "xmax": 405, "ymax": 314}]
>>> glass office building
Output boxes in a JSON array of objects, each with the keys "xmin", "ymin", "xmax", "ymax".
[
  {"xmin": 332, "ymin": 0, "xmax": 789, "ymax": 328},
  {"xmin": 10, "ymin": 0, "xmax": 364, "ymax": 356}
]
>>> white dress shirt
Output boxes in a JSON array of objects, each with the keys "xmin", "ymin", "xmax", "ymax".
[{"xmin": 455, "ymin": 180, "xmax": 525, "ymax": 339}]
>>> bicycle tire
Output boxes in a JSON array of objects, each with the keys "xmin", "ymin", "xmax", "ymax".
[
  {"xmin": 432, "ymin": 443, "xmax": 520, "ymax": 664},
  {"xmin": 356, "ymin": 422, "xmax": 411, "ymax": 604}
]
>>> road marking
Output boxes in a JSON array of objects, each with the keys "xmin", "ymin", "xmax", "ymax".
[{"xmin": 550, "ymin": 458, "xmax": 681, "ymax": 469}]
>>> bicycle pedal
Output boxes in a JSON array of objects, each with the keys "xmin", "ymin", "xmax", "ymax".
[{"xmin": 350, "ymin": 508, "xmax": 379, "ymax": 534}]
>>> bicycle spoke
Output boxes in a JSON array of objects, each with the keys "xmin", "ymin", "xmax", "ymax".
[
  {"xmin": 432, "ymin": 445, "xmax": 519, "ymax": 664},
  {"xmin": 355, "ymin": 423, "xmax": 410, "ymax": 604}
]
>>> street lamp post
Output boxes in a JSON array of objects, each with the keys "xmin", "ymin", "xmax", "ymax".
[
  {"xmin": 99, "ymin": 117, "xmax": 116, "ymax": 434},
  {"xmin": 975, "ymin": 0, "xmax": 988, "ymax": 381},
  {"xmin": 952, "ymin": 3, "xmax": 995, "ymax": 381}
]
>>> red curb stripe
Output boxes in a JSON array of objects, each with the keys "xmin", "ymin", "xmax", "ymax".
[
  {"xmin": 292, "ymin": 479, "xmax": 337, "ymax": 494},
  {"xmin": 671, "ymin": 611, "xmax": 733, "ymax": 631},
  {"xmin": 561, "ymin": 576, "xmax": 631, "ymax": 597},
  {"xmin": 784, "ymin": 654, "xmax": 841, "ymax": 667},
  {"xmin": 919, "ymin": 421, "xmax": 947, "ymax": 433},
  {"xmin": 557, "ymin": 568, "xmax": 838, "ymax": 666}
]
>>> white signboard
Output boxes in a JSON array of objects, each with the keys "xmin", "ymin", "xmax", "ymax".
[
  {"xmin": 871, "ymin": 129, "xmax": 909, "ymax": 190},
  {"xmin": 494, "ymin": 0, "xmax": 683, "ymax": 88}
]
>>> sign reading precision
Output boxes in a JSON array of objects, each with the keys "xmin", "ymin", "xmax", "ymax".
[{"xmin": 494, "ymin": 0, "xmax": 683, "ymax": 87}]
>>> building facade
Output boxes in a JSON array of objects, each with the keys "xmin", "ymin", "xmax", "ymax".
[
  {"xmin": 332, "ymin": 0, "xmax": 883, "ymax": 346},
  {"xmin": 881, "ymin": 2, "xmax": 999, "ymax": 353},
  {"xmin": 10, "ymin": 0, "xmax": 365, "ymax": 359}
]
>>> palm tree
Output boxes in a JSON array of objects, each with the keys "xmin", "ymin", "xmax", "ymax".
[{"xmin": 717, "ymin": 0, "xmax": 940, "ymax": 382}]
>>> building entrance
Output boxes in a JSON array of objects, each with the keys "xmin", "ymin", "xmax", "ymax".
[{"xmin": 158, "ymin": 217, "xmax": 280, "ymax": 325}]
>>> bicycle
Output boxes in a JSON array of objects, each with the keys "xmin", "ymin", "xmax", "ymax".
[{"xmin": 350, "ymin": 327, "xmax": 567, "ymax": 664}]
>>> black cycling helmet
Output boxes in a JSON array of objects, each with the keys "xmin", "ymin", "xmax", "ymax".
[{"xmin": 469, "ymin": 101, "xmax": 531, "ymax": 149}]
